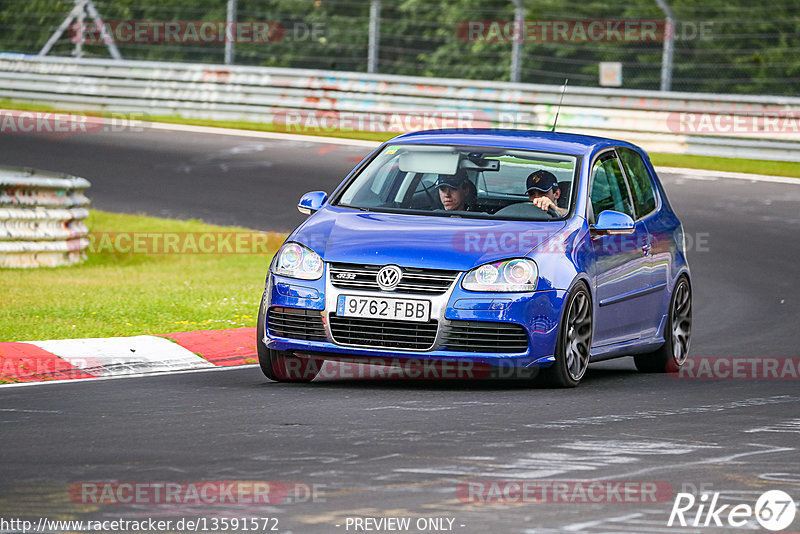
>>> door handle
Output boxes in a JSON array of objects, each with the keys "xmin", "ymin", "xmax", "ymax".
[{"xmin": 642, "ymin": 242, "xmax": 651, "ymax": 256}]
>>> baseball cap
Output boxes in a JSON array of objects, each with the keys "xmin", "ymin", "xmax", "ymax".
[
  {"xmin": 525, "ymin": 170, "xmax": 559, "ymax": 194},
  {"xmin": 436, "ymin": 169, "xmax": 469, "ymax": 189}
]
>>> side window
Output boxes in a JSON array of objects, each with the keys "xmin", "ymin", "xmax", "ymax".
[
  {"xmin": 618, "ymin": 147, "xmax": 657, "ymax": 218},
  {"xmin": 589, "ymin": 152, "xmax": 634, "ymax": 222}
]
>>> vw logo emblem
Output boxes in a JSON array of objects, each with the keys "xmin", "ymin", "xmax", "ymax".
[{"xmin": 376, "ymin": 265, "xmax": 402, "ymax": 291}]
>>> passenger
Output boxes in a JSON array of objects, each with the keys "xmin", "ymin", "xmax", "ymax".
[
  {"xmin": 526, "ymin": 170, "xmax": 567, "ymax": 217},
  {"xmin": 437, "ymin": 169, "xmax": 477, "ymax": 211}
]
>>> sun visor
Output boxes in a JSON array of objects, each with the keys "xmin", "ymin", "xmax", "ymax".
[{"xmin": 398, "ymin": 151, "xmax": 459, "ymax": 175}]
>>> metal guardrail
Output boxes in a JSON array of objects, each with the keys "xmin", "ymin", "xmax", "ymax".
[
  {"xmin": 0, "ymin": 165, "xmax": 90, "ymax": 268},
  {"xmin": 0, "ymin": 54, "xmax": 799, "ymax": 161}
]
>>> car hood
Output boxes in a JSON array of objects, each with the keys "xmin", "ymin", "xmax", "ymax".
[{"xmin": 290, "ymin": 206, "xmax": 567, "ymax": 271}]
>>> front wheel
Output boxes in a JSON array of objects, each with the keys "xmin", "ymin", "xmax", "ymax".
[
  {"xmin": 256, "ymin": 292, "xmax": 322, "ymax": 383},
  {"xmin": 634, "ymin": 276, "xmax": 692, "ymax": 373},
  {"xmin": 540, "ymin": 283, "xmax": 593, "ymax": 388}
]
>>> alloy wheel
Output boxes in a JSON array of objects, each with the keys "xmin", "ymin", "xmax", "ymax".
[
  {"xmin": 564, "ymin": 290, "xmax": 593, "ymax": 381},
  {"xmin": 671, "ymin": 279, "xmax": 692, "ymax": 366}
]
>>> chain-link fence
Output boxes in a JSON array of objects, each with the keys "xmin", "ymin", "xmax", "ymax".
[{"xmin": 0, "ymin": 0, "xmax": 797, "ymax": 96}]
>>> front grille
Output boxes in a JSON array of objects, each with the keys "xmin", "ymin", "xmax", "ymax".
[
  {"xmin": 329, "ymin": 263, "xmax": 459, "ymax": 295},
  {"xmin": 328, "ymin": 314, "xmax": 438, "ymax": 350},
  {"xmin": 267, "ymin": 307, "xmax": 327, "ymax": 342},
  {"xmin": 441, "ymin": 321, "xmax": 529, "ymax": 353}
]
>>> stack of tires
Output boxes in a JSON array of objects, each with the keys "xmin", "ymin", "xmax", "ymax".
[{"xmin": 0, "ymin": 166, "xmax": 90, "ymax": 268}]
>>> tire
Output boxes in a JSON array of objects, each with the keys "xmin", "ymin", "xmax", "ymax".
[
  {"xmin": 540, "ymin": 283, "xmax": 593, "ymax": 388},
  {"xmin": 634, "ymin": 276, "xmax": 692, "ymax": 373},
  {"xmin": 256, "ymin": 292, "xmax": 322, "ymax": 383}
]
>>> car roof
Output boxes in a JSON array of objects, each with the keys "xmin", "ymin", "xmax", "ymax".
[{"xmin": 388, "ymin": 129, "xmax": 643, "ymax": 156}]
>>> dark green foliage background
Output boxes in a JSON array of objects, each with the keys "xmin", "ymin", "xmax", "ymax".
[{"xmin": 0, "ymin": 0, "xmax": 797, "ymax": 95}]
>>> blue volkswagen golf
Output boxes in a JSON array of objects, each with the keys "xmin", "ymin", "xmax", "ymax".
[{"xmin": 257, "ymin": 130, "xmax": 692, "ymax": 387}]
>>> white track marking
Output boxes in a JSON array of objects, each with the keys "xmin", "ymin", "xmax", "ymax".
[
  {"xmin": 551, "ymin": 511, "xmax": 707, "ymax": 533},
  {"xmin": 759, "ymin": 473, "xmax": 800, "ymax": 482},
  {"xmin": 146, "ymin": 121, "xmax": 379, "ymax": 147},
  {"xmin": 29, "ymin": 335, "xmax": 214, "ymax": 377},
  {"xmin": 526, "ymin": 396, "xmax": 800, "ymax": 429},
  {"xmin": 2, "ymin": 110, "xmax": 795, "ymax": 182},
  {"xmin": 395, "ymin": 450, "xmax": 639, "ymax": 479},
  {"xmin": 0, "ymin": 408, "xmax": 61, "ymax": 413},
  {"xmin": 745, "ymin": 418, "xmax": 800, "ymax": 433},
  {"xmin": 557, "ymin": 440, "xmax": 721, "ymax": 455},
  {"xmin": 0, "ymin": 363, "xmax": 259, "ymax": 389},
  {"xmin": 582, "ymin": 443, "xmax": 794, "ymax": 482},
  {"xmin": 143, "ymin": 122, "xmax": 800, "ymax": 184},
  {"xmin": 560, "ymin": 513, "xmax": 645, "ymax": 532}
]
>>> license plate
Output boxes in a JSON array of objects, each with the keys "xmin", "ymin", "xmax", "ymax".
[{"xmin": 337, "ymin": 295, "xmax": 431, "ymax": 322}]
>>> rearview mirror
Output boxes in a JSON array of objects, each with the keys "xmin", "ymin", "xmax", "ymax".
[
  {"xmin": 298, "ymin": 191, "xmax": 327, "ymax": 215},
  {"xmin": 591, "ymin": 210, "xmax": 635, "ymax": 236}
]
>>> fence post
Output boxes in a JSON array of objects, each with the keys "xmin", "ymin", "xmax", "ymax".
[
  {"xmin": 73, "ymin": 0, "xmax": 86, "ymax": 58},
  {"xmin": 510, "ymin": 0, "xmax": 524, "ymax": 83},
  {"xmin": 225, "ymin": 0, "xmax": 238, "ymax": 65},
  {"xmin": 654, "ymin": 0, "xmax": 675, "ymax": 91},
  {"xmin": 368, "ymin": 0, "xmax": 381, "ymax": 73}
]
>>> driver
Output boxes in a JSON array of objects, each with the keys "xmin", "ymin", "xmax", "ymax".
[
  {"xmin": 437, "ymin": 169, "xmax": 477, "ymax": 211},
  {"xmin": 526, "ymin": 170, "xmax": 567, "ymax": 217}
]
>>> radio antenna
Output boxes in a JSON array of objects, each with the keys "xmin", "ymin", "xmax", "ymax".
[{"xmin": 551, "ymin": 78, "xmax": 569, "ymax": 132}]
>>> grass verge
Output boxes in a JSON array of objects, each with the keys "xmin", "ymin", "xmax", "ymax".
[
  {"xmin": 0, "ymin": 210, "xmax": 284, "ymax": 342},
  {"xmin": 647, "ymin": 153, "xmax": 800, "ymax": 178},
  {"xmin": 3, "ymin": 99, "xmax": 799, "ymax": 178}
]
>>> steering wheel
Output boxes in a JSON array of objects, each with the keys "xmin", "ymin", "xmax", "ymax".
[{"xmin": 547, "ymin": 206, "xmax": 560, "ymax": 218}]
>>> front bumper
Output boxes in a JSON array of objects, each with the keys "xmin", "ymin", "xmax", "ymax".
[{"xmin": 263, "ymin": 268, "xmax": 566, "ymax": 369}]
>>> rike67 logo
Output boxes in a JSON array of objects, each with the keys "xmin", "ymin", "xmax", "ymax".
[{"xmin": 668, "ymin": 490, "xmax": 796, "ymax": 531}]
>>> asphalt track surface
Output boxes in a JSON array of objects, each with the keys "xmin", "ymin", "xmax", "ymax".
[{"xmin": 1, "ymin": 128, "xmax": 799, "ymax": 533}]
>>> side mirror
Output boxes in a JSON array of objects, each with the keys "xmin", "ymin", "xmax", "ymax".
[
  {"xmin": 591, "ymin": 210, "xmax": 635, "ymax": 236},
  {"xmin": 297, "ymin": 191, "xmax": 327, "ymax": 215}
]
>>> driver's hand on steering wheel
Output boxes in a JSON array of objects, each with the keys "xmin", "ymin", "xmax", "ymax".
[{"xmin": 532, "ymin": 196, "xmax": 565, "ymax": 217}]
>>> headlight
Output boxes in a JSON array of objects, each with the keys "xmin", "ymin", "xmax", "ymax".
[
  {"xmin": 462, "ymin": 258, "xmax": 538, "ymax": 292},
  {"xmin": 273, "ymin": 242, "xmax": 324, "ymax": 280}
]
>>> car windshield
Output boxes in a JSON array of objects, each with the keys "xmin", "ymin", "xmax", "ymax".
[{"xmin": 334, "ymin": 144, "xmax": 578, "ymax": 220}]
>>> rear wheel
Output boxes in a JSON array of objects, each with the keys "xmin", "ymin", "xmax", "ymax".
[
  {"xmin": 256, "ymin": 292, "xmax": 322, "ymax": 383},
  {"xmin": 634, "ymin": 276, "xmax": 692, "ymax": 373},
  {"xmin": 540, "ymin": 283, "xmax": 593, "ymax": 388}
]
